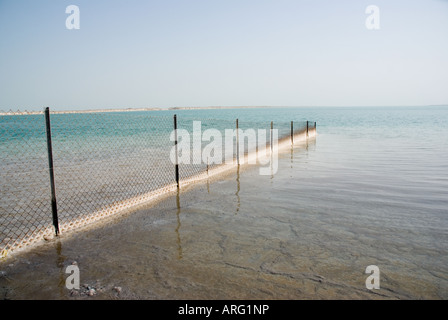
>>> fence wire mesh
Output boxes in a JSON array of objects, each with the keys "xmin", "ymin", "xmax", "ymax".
[
  {"xmin": 0, "ymin": 111, "xmax": 53, "ymax": 254},
  {"xmin": 0, "ymin": 110, "xmax": 314, "ymax": 257},
  {"xmin": 50, "ymin": 112, "xmax": 176, "ymax": 236}
]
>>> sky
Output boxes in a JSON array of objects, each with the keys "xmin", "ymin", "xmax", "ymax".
[{"xmin": 0, "ymin": 0, "xmax": 447, "ymax": 111}]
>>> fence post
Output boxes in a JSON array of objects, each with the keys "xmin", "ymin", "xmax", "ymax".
[
  {"xmin": 291, "ymin": 121, "xmax": 294, "ymax": 145},
  {"xmin": 44, "ymin": 107, "xmax": 59, "ymax": 236},
  {"xmin": 270, "ymin": 121, "xmax": 273, "ymax": 152},
  {"xmin": 173, "ymin": 114, "xmax": 180, "ymax": 188},
  {"xmin": 306, "ymin": 121, "xmax": 309, "ymax": 138},
  {"xmin": 236, "ymin": 119, "xmax": 239, "ymax": 166}
]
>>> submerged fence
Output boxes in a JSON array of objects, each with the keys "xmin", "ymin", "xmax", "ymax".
[{"xmin": 0, "ymin": 108, "xmax": 316, "ymax": 257}]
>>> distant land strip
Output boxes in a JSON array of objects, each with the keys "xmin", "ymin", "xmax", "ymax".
[
  {"xmin": 0, "ymin": 106, "xmax": 278, "ymax": 115},
  {"xmin": 2, "ymin": 105, "xmax": 445, "ymax": 116}
]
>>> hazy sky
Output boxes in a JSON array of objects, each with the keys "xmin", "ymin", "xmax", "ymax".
[{"xmin": 0, "ymin": 0, "xmax": 447, "ymax": 111}]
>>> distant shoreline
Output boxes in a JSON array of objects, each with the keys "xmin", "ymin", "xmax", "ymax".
[
  {"xmin": 0, "ymin": 106, "xmax": 277, "ymax": 116},
  {"xmin": 1, "ymin": 105, "xmax": 446, "ymax": 116}
]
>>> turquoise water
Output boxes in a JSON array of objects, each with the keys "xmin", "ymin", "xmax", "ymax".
[
  {"xmin": 1, "ymin": 106, "xmax": 447, "ymax": 231},
  {"xmin": 0, "ymin": 108, "xmax": 308, "ymax": 254},
  {"xmin": 1, "ymin": 105, "xmax": 447, "ymax": 224},
  {"xmin": 1, "ymin": 106, "xmax": 447, "ymax": 299}
]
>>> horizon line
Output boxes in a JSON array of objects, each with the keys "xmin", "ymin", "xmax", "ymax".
[{"xmin": 1, "ymin": 104, "xmax": 447, "ymax": 115}]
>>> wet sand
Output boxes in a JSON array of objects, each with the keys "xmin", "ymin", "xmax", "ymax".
[{"xmin": 1, "ymin": 136, "xmax": 446, "ymax": 300}]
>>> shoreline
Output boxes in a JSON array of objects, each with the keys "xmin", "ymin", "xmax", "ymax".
[
  {"xmin": 0, "ymin": 106, "xmax": 282, "ymax": 116},
  {"xmin": 1, "ymin": 105, "xmax": 446, "ymax": 116}
]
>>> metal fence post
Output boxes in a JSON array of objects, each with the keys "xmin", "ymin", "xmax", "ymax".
[
  {"xmin": 236, "ymin": 119, "xmax": 239, "ymax": 166},
  {"xmin": 44, "ymin": 107, "xmax": 59, "ymax": 236},
  {"xmin": 173, "ymin": 114, "xmax": 180, "ymax": 188},
  {"xmin": 291, "ymin": 121, "xmax": 294, "ymax": 145}
]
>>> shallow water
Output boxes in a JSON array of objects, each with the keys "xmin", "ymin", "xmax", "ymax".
[
  {"xmin": 0, "ymin": 111, "xmax": 304, "ymax": 253},
  {"xmin": 1, "ymin": 106, "xmax": 447, "ymax": 299},
  {"xmin": 1, "ymin": 130, "xmax": 447, "ymax": 299}
]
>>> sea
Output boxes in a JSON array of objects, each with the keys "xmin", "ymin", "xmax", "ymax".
[{"xmin": 0, "ymin": 106, "xmax": 447, "ymax": 299}]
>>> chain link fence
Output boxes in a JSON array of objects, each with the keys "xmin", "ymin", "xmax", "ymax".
[{"xmin": 0, "ymin": 109, "xmax": 316, "ymax": 258}]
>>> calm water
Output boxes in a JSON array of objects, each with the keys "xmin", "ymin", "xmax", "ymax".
[{"xmin": 0, "ymin": 106, "xmax": 447, "ymax": 299}]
